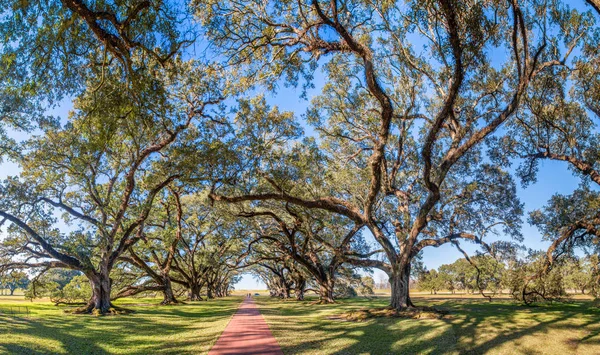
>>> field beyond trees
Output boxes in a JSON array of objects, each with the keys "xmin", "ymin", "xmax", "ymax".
[{"xmin": 3, "ymin": 293, "xmax": 600, "ymax": 355}]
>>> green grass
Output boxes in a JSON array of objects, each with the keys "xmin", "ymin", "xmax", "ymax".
[
  {"xmin": 256, "ymin": 295, "xmax": 600, "ymax": 355},
  {"xmin": 3, "ymin": 294, "xmax": 600, "ymax": 354},
  {"xmin": 0, "ymin": 295, "xmax": 242, "ymax": 354}
]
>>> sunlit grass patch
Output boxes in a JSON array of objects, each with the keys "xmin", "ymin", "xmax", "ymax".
[
  {"xmin": 257, "ymin": 295, "xmax": 600, "ymax": 355},
  {"xmin": 0, "ymin": 295, "xmax": 242, "ymax": 355}
]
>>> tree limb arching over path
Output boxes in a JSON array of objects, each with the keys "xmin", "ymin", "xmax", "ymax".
[{"xmin": 203, "ymin": 0, "xmax": 580, "ymax": 310}]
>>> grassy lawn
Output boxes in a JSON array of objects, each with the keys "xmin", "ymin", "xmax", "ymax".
[
  {"xmin": 0, "ymin": 295, "xmax": 242, "ymax": 355},
  {"xmin": 4, "ymin": 293, "xmax": 600, "ymax": 355},
  {"xmin": 257, "ymin": 295, "xmax": 600, "ymax": 355}
]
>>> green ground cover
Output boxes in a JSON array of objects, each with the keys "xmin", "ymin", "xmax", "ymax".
[
  {"xmin": 3, "ymin": 294, "xmax": 600, "ymax": 354},
  {"xmin": 257, "ymin": 295, "xmax": 600, "ymax": 355},
  {"xmin": 0, "ymin": 295, "xmax": 241, "ymax": 354}
]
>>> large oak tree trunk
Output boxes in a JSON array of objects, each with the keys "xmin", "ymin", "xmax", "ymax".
[
  {"xmin": 390, "ymin": 263, "xmax": 413, "ymax": 310},
  {"xmin": 188, "ymin": 284, "xmax": 203, "ymax": 301},
  {"xmin": 161, "ymin": 276, "xmax": 178, "ymax": 305},
  {"xmin": 277, "ymin": 285, "xmax": 291, "ymax": 299},
  {"xmin": 318, "ymin": 279, "xmax": 335, "ymax": 303},
  {"xmin": 86, "ymin": 271, "xmax": 113, "ymax": 314},
  {"xmin": 295, "ymin": 278, "xmax": 306, "ymax": 301}
]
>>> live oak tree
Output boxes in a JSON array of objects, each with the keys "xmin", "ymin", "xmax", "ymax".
[
  {"xmin": 239, "ymin": 205, "xmax": 366, "ymax": 303},
  {"xmin": 254, "ymin": 258, "xmax": 301, "ymax": 299},
  {"xmin": 0, "ymin": 62, "xmax": 223, "ymax": 314},
  {"xmin": 117, "ymin": 187, "xmax": 186, "ymax": 305},
  {"xmin": 200, "ymin": 0, "xmax": 576, "ymax": 310},
  {"xmin": 512, "ymin": 250, "xmax": 569, "ymax": 304},
  {"xmin": 167, "ymin": 194, "xmax": 246, "ymax": 301},
  {"xmin": 0, "ymin": 0, "xmax": 199, "ymax": 162},
  {"xmin": 434, "ymin": 256, "xmax": 505, "ymax": 295},
  {"xmin": 0, "ymin": 0, "xmax": 231, "ymax": 314},
  {"xmin": 562, "ymin": 256, "xmax": 594, "ymax": 294},
  {"xmin": 244, "ymin": 237, "xmax": 311, "ymax": 300},
  {"xmin": 417, "ymin": 269, "xmax": 444, "ymax": 295},
  {"xmin": 0, "ymin": 270, "xmax": 29, "ymax": 296},
  {"xmin": 494, "ymin": 3, "xmax": 600, "ymax": 269}
]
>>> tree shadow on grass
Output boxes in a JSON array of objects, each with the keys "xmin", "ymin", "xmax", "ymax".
[
  {"xmin": 258, "ymin": 298, "xmax": 457, "ymax": 354},
  {"xmin": 0, "ymin": 298, "xmax": 242, "ymax": 355},
  {"xmin": 432, "ymin": 299, "xmax": 600, "ymax": 353},
  {"xmin": 258, "ymin": 297, "xmax": 600, "ymax": 355}
]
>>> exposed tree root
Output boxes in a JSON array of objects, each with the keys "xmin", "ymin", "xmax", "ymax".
[{"xmin": 66, "ymin": 303, "xmax": 134, "ymax": 316}]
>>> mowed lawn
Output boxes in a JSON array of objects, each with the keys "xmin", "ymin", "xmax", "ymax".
[
  {"xmin": 3, "ymin": 293, "xmax": 600, "ymax": 354},
  {"xmin": 0, "ymin": 295, "xmax": 242, "ymax": 354},
  {"xmin": 257, "ymin": 294, "xmax": 600, "ymax": 355}
]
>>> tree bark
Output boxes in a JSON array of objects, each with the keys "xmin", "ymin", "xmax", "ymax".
[
  {"xmin": 390, "ymin": 263, "xmax": 413, "ymax": 310},
  {"xmin": 86, "ymin": 271, "xmax": 113, "ymax": 314},
  {"xmin": 295, "ymin": 278, "xmax": 306, "ymax": 301},
  {"xmin": 188, "ymin": 284, "xmax": 203, "ymax": 301},
  {"xmin": 278, "ymin": 285, "xmax": 291, "ymax": 299},
  {"xmin": 160, "ymin": 276, "xmax": 178, "ymax": 305},
  {"xmin": 318, "ymin": 279, "xmax": 335, "ymax": 303}
]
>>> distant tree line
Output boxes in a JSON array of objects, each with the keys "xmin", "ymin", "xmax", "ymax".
[{"xmin": 417, "ymin": 254, "xmax": 600, "ymax": 303}]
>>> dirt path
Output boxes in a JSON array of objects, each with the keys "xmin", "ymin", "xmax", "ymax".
[{"xmin": 208, "ymin": 297, "xmax": 284, "ymax": 355}]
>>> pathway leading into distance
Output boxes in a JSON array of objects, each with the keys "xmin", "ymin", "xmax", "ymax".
[{"xmin": 208, "ymin": 297, "xmax": 284, "ymax": 355}]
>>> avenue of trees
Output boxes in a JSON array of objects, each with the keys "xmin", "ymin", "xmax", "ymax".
[{"xmin": 0, "ymin": 0, "xmax": 599, "ymax": 315}]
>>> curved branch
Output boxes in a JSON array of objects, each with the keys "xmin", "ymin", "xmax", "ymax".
[
  {"xmin": 0, "ymin": 211, "xmax": 83, "ymax": 270},
  {"xmin": 210, "ymin": 192, "xmax": 365, "ymax": 223}
]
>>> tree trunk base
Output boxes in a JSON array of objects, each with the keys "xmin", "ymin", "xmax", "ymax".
[
  {"xmin": 160, "ymin": 299, "xmax": 181, "ymax": 306},
  {"xmin": 389, "ymin": 264, "xmax": 413, "ymax": 310}
]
